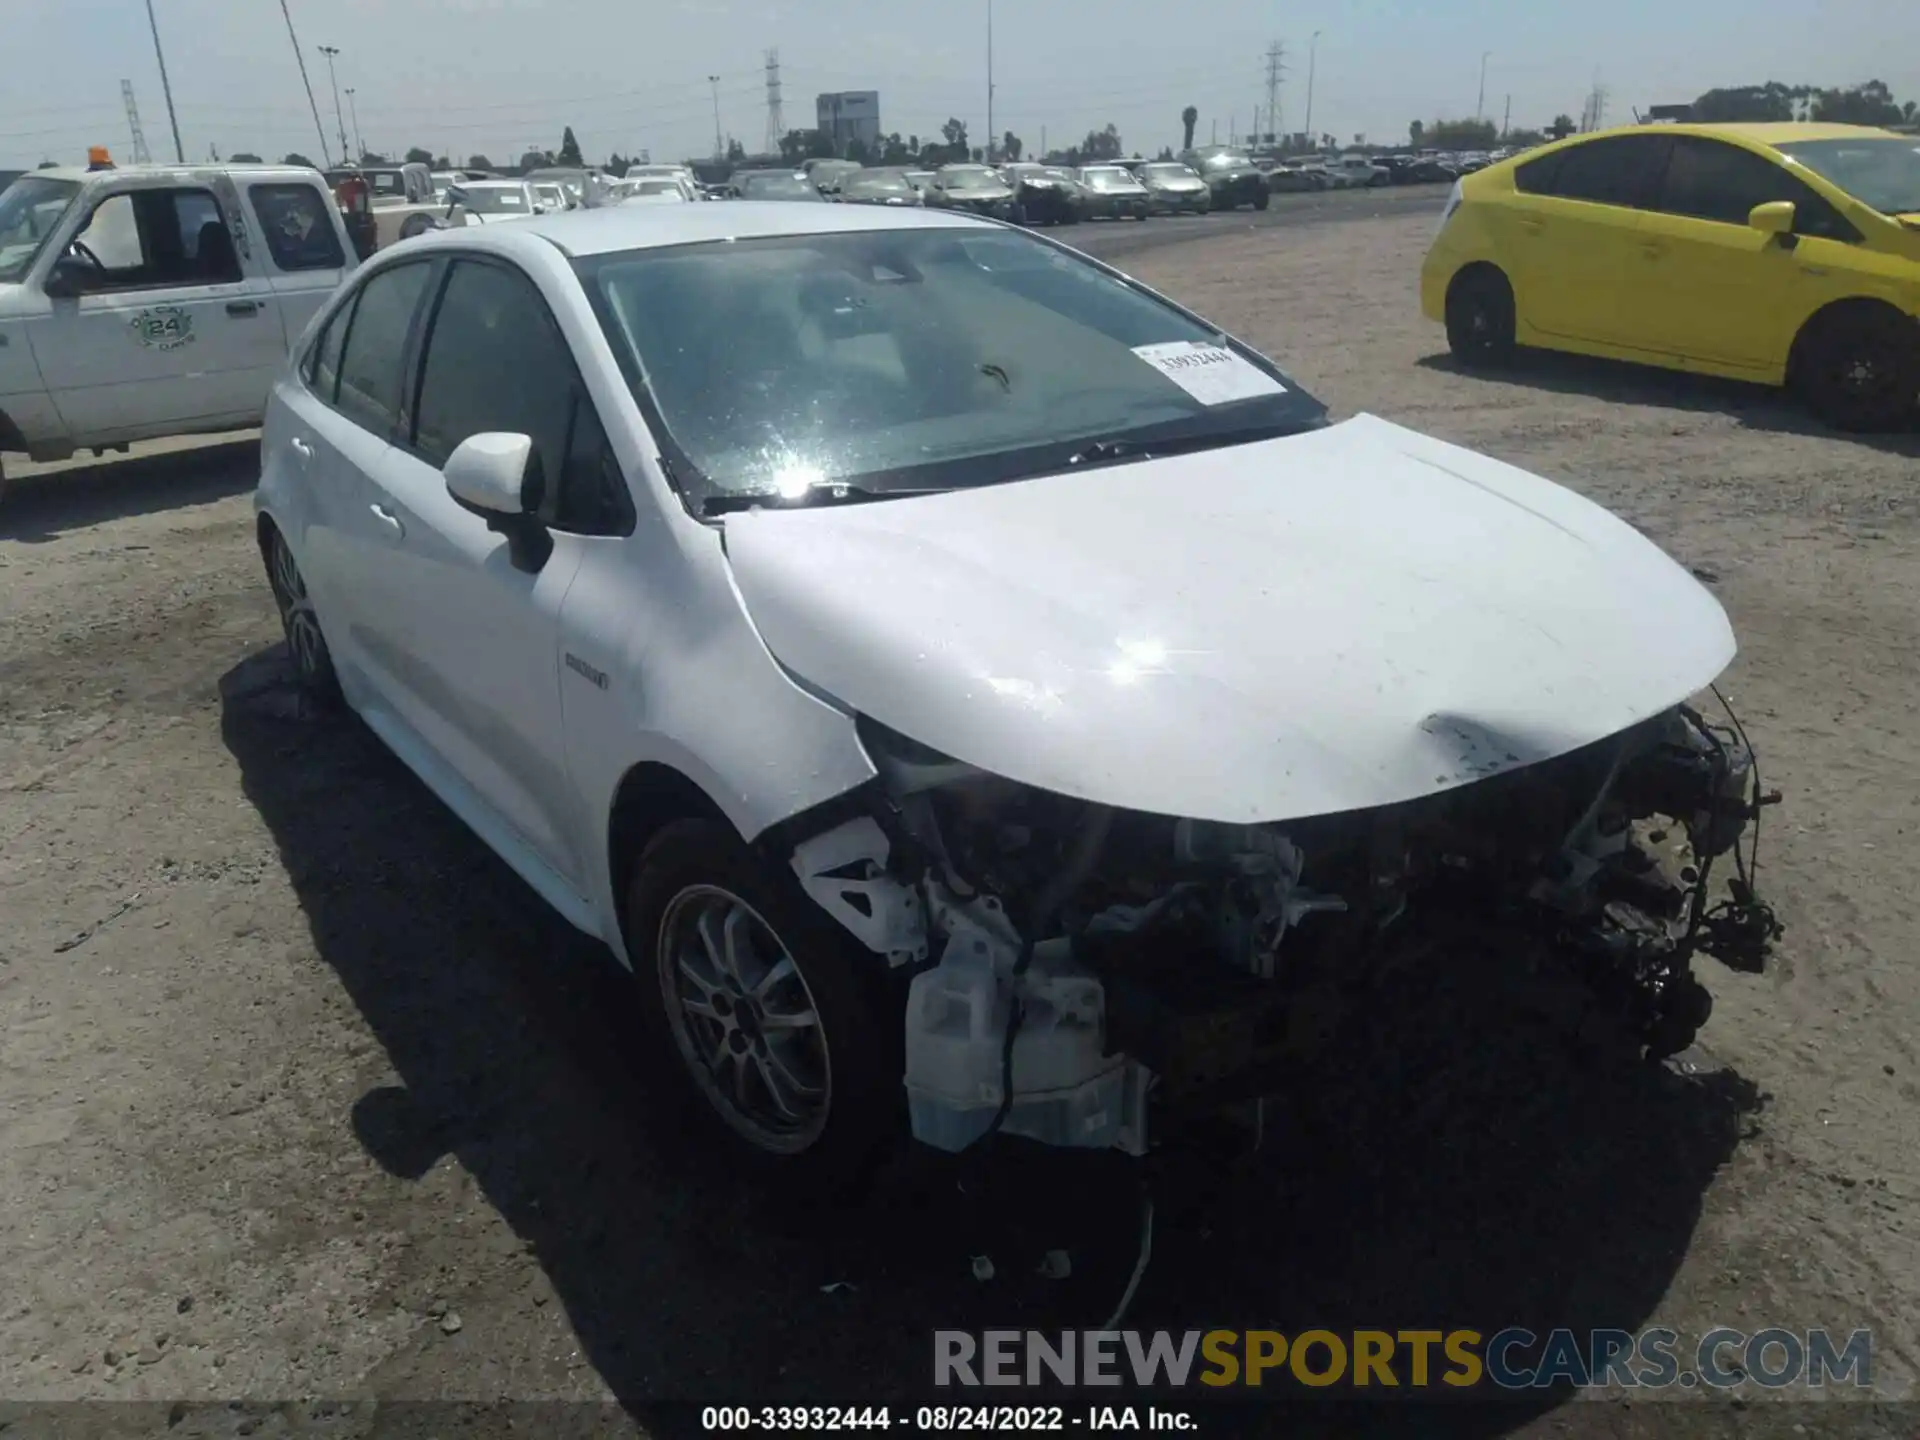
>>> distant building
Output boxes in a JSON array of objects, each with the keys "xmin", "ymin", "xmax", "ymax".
[{"xmin": 816, "ymin": 91, "xmax": 880, "ymax": 154}]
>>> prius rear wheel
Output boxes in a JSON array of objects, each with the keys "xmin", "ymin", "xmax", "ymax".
[{"xmin": 1446, "ymin": 265, "xmax": 1517, "ymax": 367}]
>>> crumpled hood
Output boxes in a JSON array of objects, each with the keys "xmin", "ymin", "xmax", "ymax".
[{"xmin": 723, "ymin": 413, "xmax": 1736, "ymax": 824}]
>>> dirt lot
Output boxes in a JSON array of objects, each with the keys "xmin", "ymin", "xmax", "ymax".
[{"xmin": 2, "ymin": 204, "xmax": 1918, "ymax": 1437}]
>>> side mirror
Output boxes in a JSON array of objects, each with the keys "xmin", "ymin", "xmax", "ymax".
[
  {"xmin": 1748, "ymin": 200, "xmax": 1796, "ymax": 237},
  {"xmin": 43, "ymin": 257, "xmax": 89, "ymax": 298},
  {"xmin": 444, "ymin": 432, "xmax": 553, "ymax": 570}
]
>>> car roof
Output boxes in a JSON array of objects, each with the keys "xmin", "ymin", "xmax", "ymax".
[
  {"xmin": 35, "ymin": 162, "xmax": 318, "ymax": 185},
  {"xmin": 1574, "ymin": 121, "xmax": 1902, "ymax": 146},
  {"xmin": 411, "ymin": 199, "xmax": 996, "ymax": 258}
]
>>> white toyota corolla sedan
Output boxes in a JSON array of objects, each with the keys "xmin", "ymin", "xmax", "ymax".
[{"xmin": 255, "ymin": 202, "xmax": 1777, "ymax": 1184}]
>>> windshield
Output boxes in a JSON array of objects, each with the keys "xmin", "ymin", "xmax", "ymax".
[
  {"xmin": 942, "ymin": 168, "xmax": 1004, "ymax": 192},
  {"xmin": 1142, "ymin": 164, "xmax": 1195, "ymax": 180},
  {"xmin": 460, "ymin": 186, "xmax": 531, "ymax": 215},
  {"xmin": 1776, "ymin": 138, "xmax": 1920, "ymax": 217},
  {"xmin": 742, "ymin": 173, "xmax": 821, "ymax": 200},
  {"xmin": 1084, "ymin": 169, "xmax": 1134, "ymax": 190},
  {"xmin": 845, "ymin": 175, "xmax": 913, "ymax": 198},
  {"xmin": 0, "ymin": 175, "xmax": 80, "ymax": 283},
  {"xmin": 1200, "ymin": 153, "xmax": 1252, "ymax": 171},
  {"xmin": 1041, "ymin": 168, "xmax": 1076, "ymax": 183},
  {"xmin": 578, "ymin": 228, "xmax": 1324, "ymax": 507},
  {"xmin": 635, "ymin": 179, "xmax": 681, "ymax": 195}
]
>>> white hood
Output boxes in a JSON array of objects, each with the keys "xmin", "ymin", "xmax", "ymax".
[{"xmin": 723, "ymin": 414, "xmax": 1735, "ymax": 824}]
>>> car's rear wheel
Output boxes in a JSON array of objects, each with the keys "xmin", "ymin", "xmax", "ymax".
[
  {"xmin": 625, "ymin": 818, "xmax": 897, "ymax": 1191},
  {"xmin": 1253, "ymin": 188, "xmax": 1270, "ymax": 211},
  {"xmin": 1445, "ymin": 265, "xmax": 1517, "ymax": 367},
  {"xmin": 263, "ymin": 526, "xmax": 342, "ymax": 706},
  {"xmin": 1793, "ymin": 307, "xmax": 1920, "ymax": 434}
]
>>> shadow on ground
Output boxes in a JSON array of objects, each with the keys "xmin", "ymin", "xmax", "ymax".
[
  {"xmin": 0, "ymin": 437, "xmax": 259, "ymax": 543},
  {"xmin": 1418, "ymin": 351, "xmax": 1920, "ymax": 458},
  {"xmin": 220, "ymin": 645, "xmax": 1761, "ymax": 1435}
]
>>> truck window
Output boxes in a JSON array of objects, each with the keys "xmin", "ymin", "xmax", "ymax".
[
  {"xmin": 64, "ymin": 186, "xmax": 243, "ymax": 291},
  {"xmin": 249, "ymin": 183, "xmax": 347, "ymax": 272}
]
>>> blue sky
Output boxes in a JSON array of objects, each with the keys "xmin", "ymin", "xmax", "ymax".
[{"xmin": 6, "ymin": 0, "xmax": 1918, "ymax": 168}]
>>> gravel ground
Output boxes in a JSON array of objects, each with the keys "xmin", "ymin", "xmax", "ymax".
[{"xmin": 2, "ymin": 205, "xmax": 1917, "ymax": 1438}]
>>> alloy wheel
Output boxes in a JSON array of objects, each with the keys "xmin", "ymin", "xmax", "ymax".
[
  {"xmin": 656, "ymin": 884, "xmax": 833, "ymax": 1154},
  {"xmin": 269, "ymin": 534, "xmax": 327, "ymax": 683}
]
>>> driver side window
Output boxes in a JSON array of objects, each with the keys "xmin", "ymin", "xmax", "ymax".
[{"xmin": 63, "ymin": 187, "xmax": 243, "ymax": 292}]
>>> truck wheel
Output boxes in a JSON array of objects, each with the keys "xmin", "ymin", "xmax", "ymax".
[
  {"xmin": 624, "ymin": 818, "xmax": 898, "ymax": 1193},
  {"xmin": 1793, "ymin": 306, "xmax": 1920, "ymax": 433}
]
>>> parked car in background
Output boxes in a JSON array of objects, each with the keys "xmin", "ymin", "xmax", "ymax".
[
  {"xmin": 924, "ymin": 164, "xmax": 1016, "ymax": 218},
  {"xmin": 1183, "ymin": 147, "xmax": 1271, "ymax": 210},
  {"xmin": 903, "ymin": 169, "xmax": 936, "ymax": 197},
  {"xmin": 838, "ymin": 171, "xmax": 921, "ymax": 207},
  {"xmin": 1334, "ymin": 154, "xmax": 1390, "ymax": 188},
  {"xmin": 533, "ymin": 182, "xmax": 576, "ymax": 213},
  {"xmin": 804, "ymin": 159, "xmax": 865, "ymax": 197},
  {"xmin": 444, "ymin": 180, "xmax": 546, "ymax": 225},
  {"xmin": 1136, "ymin": 161, "xmax": 1210, "ymax": 214},
  {"xmin": 1075, "ymin": 164, "xmax": 1152, "ymax": 220},
  {"xmin": 1267, "ymin": 162, "xmax": 1326, "ymax": 193},
  {"xmin": 735, "ymin": 170, "xmax": 826, "ymax": 202},
  {"xmin": 326, "ymin": 162, "xmax": 444, "ymax": 245},
  {"xmin": 621, "ymin": 178, "xmax": 692, "ymax": 204},
  {"xmin": 1422, "ymin": 121, "xmax": 1920, "ymax": 431},
  {"xmin": 999, "ymin": 163, "xmax": 1080, "ymax": 225}
]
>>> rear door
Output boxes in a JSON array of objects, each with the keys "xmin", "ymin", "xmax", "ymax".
[
  {"xmin": 244, "ymin": 178, "xmax": 352, "ymax": 349},
  {"xmin": 1500, "ymin": 133, "xmax": 1673, "ymax": 350},
  {"xmin": 24, "ymin": 182, "xmax": 285, "ymax": 439},
  {"xmin": 1633, "ymin": 135, "xmax": 1860, "ymax": 372}
]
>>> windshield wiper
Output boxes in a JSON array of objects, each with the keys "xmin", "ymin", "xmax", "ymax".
[
  {"xmin": 700, "ymin": 482, "xmax": 950, "ymax": 516},
  {"xmin": 1063, "ymin": 419, "xmax": 1309, "ymax": 471}
]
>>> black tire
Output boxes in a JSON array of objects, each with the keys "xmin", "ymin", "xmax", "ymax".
[
  {"xmin": 1253, "ymin": 188, "xmax": 1271, "ymax": 211},
  {"xmin": 263, "ymin": 526, "xmax": 343, "ymax": 707},
  {"xmin": 1445, "ymin": 266, "xmax": 1517, "ymax": 367},
  {"xmin": 624, "ymin": 817, "xmax": 898, "ymax": 1192},
  {"xmin": 399, "ymin": 214, "xmax": 433, "ymax": 240},
  {"xmin": 1792, "ymin": 307, "xmax": 1920, "ymax": 434}
]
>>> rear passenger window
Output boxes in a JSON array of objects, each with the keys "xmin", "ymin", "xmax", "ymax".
[
  {"xmin": 250, "ymin": 183, "xmax": 347, "ymax": 271},
  {"xmin": 334, "ymin": 262, "xmax": 432, "ymax": 436},
  {"xmin": 305, "ymin": 297, "xmax": 352, "ymax": 401},
  {"xmin": 1523, "ymin": 135, "xmax": 1671, "ymax": 209},
  {"xmin": 1655, "ymin": 137, "xmax": 1861, "ymax": 242},
  {"xmin": 412, "ymin": 259, "xmax": 631, "ymax": 535}
]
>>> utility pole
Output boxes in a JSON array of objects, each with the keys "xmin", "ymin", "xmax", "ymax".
[
  {"xmin": 1476, "ymin": 50, "xmax": 1490, "ymax": 121},
  {"xmin": 1501, "ymin": 93, "xmax": 1510, "ymax": 139},
  {"xmin": 708, "ymin": 75, "xmax": 723, "ymax": 160},
  {"xmin": 985, "ymin": 0, "xmax": 995, "ymax": 162},
  {"xmin": 1303, "ymin": 31, "xmax": 1320, "ymax": 151},
  {"xmin": 1263, "ymin": 40, "xmax": 1286, "ymax": 147},
  {"xmin": 142, "ymin": 0, "xmax": 186, "ymax": 162},
  {"xmin": 318, "ymin": 46, "xmax": 349, "ymax": 166},
  {"xmin": 763, "ymin": 49, "xmax": 784, "ymax": 155},
  {"xmin": 121, "ymin": 80, "xmax": 153, "ymax": 165},
  {"xmin": 276, "ymin": 0, "xmax": 331, "ymax": 166},
  {"xmin": 344, "ymin": 87, "xmax": 364, "ymax": 160}
]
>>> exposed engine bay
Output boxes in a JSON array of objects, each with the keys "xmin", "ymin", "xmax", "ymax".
[{"xmin": 788, "ymin": 704, "xmax": 1781, "ymax": 1157}]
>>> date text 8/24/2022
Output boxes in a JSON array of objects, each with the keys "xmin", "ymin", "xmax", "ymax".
[{"xmin": 701, "ymin": 1406, "xmax": 1198, "ymax": 1431}]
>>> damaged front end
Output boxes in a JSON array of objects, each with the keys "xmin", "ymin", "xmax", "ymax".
[{"xmin": 788, "ymin": 706, "xmax": 1781, "ymax": 1158}]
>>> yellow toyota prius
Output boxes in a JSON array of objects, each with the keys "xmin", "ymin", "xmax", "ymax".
[{"xmin": 1420, "ymin": 123, "xmax": 1920, "ymax": 431}]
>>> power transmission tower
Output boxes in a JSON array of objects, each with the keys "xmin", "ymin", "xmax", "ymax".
[
  {"xmin": 121, "ymin": 80, "xmax": 153, "ymax": 164},
  {"xmin": 764, "ymin": 49, "xmax": 783, "ymax": 154},
  {"xmin": 1263, "ymin": 41, "xmax": 1287, "ymax": 146}
]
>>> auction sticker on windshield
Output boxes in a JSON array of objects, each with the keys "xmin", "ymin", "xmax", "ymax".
[{"xmin": 1132, "ymin": 340, "xmax": 1285, "ymax": 405}]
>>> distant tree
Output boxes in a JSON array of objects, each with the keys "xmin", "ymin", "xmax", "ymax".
[
  {"xmin": 557, "ymin": 127, "xmax": 584, "ymax": 166},
  {"xmin": 1505, "ymin": 128, "xmax": 1546, "ymax": 148},
  {"xmin": 283, "ymin": 152, "xmax": 316, "ymax": 168},
  {"xmin": 777, "ymin": 128, "xmax": 835, "ymax": 163},
  {"xmin": 1181, "ymin": 105, "xmax": 1198, "ymax": 151},
  {"xmin": 1425, "ymin": 117, "xmax": 1498, "ymax": 150},
  {"xmin": 1810, "ymin": 80, "xmax": 1905, "ymax": 126},
  {"xmin": 404, "ymin": 146, "xmax": 434, "ymax": 165},
  {"xmin": 432, "ymin": 155, "xmax": 450, "ymax": 170},
  {"xmin": 1079, "ymin": 123, "xmax": 1122, "ymax": 161},
  {"xmin": 1547, "ymin": 114, "xmax": 1576, "ymax": 140},
  {"xmin": 941, "ymin": 117, "xmax": 969, "ymax": 155},
  {"xmin": 466, "ymin": 154, "xmax": 493, "ymax": 170},
  {"xmin": 230, "ymin": 152, "xmax": 263, "ymax": 163},
  {"xmin": 726, "ymin": 136, "xmax": 746, "ymax": 162},
  {"xmin": 1408, "ymin": 119, "xmax": 1425, "ymax": 147},
  {"xmin": 879, "ymin": 132, "xmax": 913, "ymax": 164},
  {"xmin": 359, "ymin": 151, "xmax": 391, "ymax": 165},
  {"xmin": 37, "ymin": 159, "xmax": 57, "ymax": 169},
  {"xmin": 1155, "ymin": 145, "xmax": 1173, "ymax": 161},
  {"xmin": 1690, "ymin": 83, "xmax": 1801, "ymax": 124},
  {"xmin": 970, "ymin": 147, "xmax": 983, "ymax": 162},
  {"xmin": 846, "ymin": 137, "xmax": 872, "ymax": 163},
  {"xmin": 1001, "ymin": 131, "xmax": 1023, "ymax": 162},
  {"xmin": 605, "ymin": 152, "xmax": 630, "ymax": 177},
  {"xmin": 907, "ymin": 134, "xmax": 920, "ymax": 156},
  {"xmin": 519, "ymin": 149, "xmax": 553, "ymax": 171}
]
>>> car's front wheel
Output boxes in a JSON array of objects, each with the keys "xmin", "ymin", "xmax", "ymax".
[
  {"xmin": 625, "ymin": 818, "xmax": 897, "ymax": 1189},
  {"xmin": 1445, "ymin": 265, "xmax": 1517, "ymax": 366},
  {"xmin": 1794, "ymin": 306, "xmax": 1920, "ymax": 433},
  {"xmin": 263, "ymin": 525, "xmax": 342, "ymax": 706}
]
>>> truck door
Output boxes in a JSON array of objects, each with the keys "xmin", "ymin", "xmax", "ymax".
[
  {"xmin": 23, "ymin": 181, "xmax": 284, "ymax": 442},
  {"xmin": 242, "ymin": 178, "xmax": 352, "ymax": 350}
]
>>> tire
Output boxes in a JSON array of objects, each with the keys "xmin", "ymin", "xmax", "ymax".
[
  {"xmin": 263, "ymin": 526, "xmax": 343, "ymax": 707},
  {"xmin": 1253, "ymin": 188, "xmax": 1271, "ymax": 211},
  {"xmin": 1445, "ymin": 266, "xmax": 1517, "ymax": 367},
  {"xmin": 399, "ymin": 214, "xmax": 433, "ymax": 240},
  {"xmin": 1792, "ymin": 307, "xmax": 1920, "ymax": 434},
  {"xmin": 624, "ymin": 817, "xmax": 897, "ymax": 1191}
]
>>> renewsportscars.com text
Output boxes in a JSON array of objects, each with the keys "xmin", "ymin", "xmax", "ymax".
[{"xmin": 934, "ymin": 1328, "xmax": 1873, "ymax": 1391}]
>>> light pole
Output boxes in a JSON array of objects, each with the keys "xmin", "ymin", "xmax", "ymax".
[
  {"xmin": 1303, "ymin": 30, "xmax": 1321, "ymax": 151},
  {"xmin": 985, "ymin": 0, "xmax": 995, "ymax": 162},
  {"xmin": 142, "ymin": 0, "xmax": 186, "ymax": 162},
  {"xmin": 708, "ymin": 75, "xmax": 723, "ymax": 160},
  {"xmin": 344, "ymin": 87, "xmax": 364, "ymax": 161},
  {"xmin": 318, "ymin": 46, "xmax": 349, "ymax": 165},
  {"xmin": 1476, "ymin": 50, "xmax": 1490, "ymax": 121}
]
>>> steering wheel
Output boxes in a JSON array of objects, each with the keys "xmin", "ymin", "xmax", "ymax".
[{"xmin": 68, "ymin": 239, "xmax": 104, "ymax": 268}]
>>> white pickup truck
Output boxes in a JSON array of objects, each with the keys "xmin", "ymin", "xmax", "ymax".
[{"xmin": 0, "ymin": 162, "xmax": 356, "ymax": 494}]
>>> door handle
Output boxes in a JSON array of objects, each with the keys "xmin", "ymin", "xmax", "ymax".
[
  {"xmin": 369, "ymin": 502, "xmax": 406, "ymax": 538},
  {"xmin": 288, "ymin": 436, "xmax": 313, "ymax": 462},
  {"xmin": 226, "ymin": 299, "xmax": 261, "ymax": 317}
]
